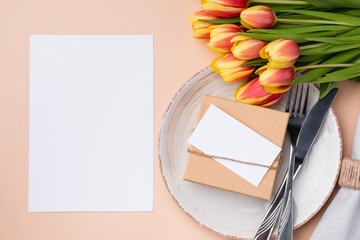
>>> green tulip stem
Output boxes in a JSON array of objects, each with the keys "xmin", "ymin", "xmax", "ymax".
[
  {"xmin": 296, "ymin": 63, "xmax": 357, "ymax": 71},
  {"xmin": 299, "ymin": 43, "xmax": 327, "ymax": 50},
  {"xmin": 277, "ymin": 18, "xmax": 353, "ymax": 26},
  {"xmin": 295, "ymin": 60, "xmax": 323, "ymax": 75},
  {"xmin": 251, "ymin": 0, "xmax": 310, "ymax": 5}
]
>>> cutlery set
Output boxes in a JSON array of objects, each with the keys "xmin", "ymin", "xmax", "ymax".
[{"xmin": 253, "ymin": 86, "xmax": 338, "ymax": 240}]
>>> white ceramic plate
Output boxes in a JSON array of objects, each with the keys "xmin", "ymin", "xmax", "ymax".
[{"xmin": 159, "ymin": 67, "xmax": 342, "ymax": 239}]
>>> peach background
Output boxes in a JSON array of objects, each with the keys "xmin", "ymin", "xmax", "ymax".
[{"xmin": 1, "ymin": 0, "xmax": 360, "ymax": 239}]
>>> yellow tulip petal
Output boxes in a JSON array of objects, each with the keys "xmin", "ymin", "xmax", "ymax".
[
  {"xmin": 202, "ymin": 2, "xmax": 243, "ymax": 18},
  {"xmin": 255, "ymin": 64, "xmax": 269, "ymax": 75},
  {"xmin": 264, "ymin": 85, "xmax": 292, "ymax": 94},
  {"xmin": 210, "ymin": 55, "xmax": 225, "ymax": 74},
  {"xmin": 220, "ymin": 66, "xmax": 254, "ymax": 82},
  {"xmin": 230, "ymin": 35, "xmax": 249, "ymax": 43},
  {"xmin": 189, "ymin": 10, "xmax": 219, "ymax": 21}
]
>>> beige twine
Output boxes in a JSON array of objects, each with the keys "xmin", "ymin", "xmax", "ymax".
[
  {"xmin": 339, "ymin": 157, "xmax": 360, "ymax": 189},
  {"xmin": 187, "ymin": 148, "xmax": 281, "ymax": 170}
]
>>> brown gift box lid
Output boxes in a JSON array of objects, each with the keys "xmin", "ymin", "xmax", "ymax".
[{"xmin": 183, "ymin": 95, "xmax": 289, "ymax": 200}]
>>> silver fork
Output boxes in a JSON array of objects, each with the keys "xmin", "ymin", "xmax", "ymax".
[
  {"xmin": 283, "ymin": 84, "xmax": 310, "ymax": 179},
  {"xmin": 277, "ymin": 84, "xmax": 309, "ymax": 240},
  {"xmin": 252, "ymin": 84, "xmax": 309, "ymax": 240}
]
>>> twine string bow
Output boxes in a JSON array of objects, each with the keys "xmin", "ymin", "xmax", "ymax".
[{"xmin": 187, "ymin": 148, "xmax": 281, "ymax": 170}]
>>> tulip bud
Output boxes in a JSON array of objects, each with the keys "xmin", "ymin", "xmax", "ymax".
[
  {"xmin": 260, "ymin": 39, "xmax": 300, "ymax": 68},
  {"xmin": 207, "ymin": 24, "xmax": 242, "ymax": 53},
  {"xmin": 231, "ymin": 38, "xmax": 267, "ymax": 60},
  {"xmin": 240, "ymin": 6, "xmax": 276, "ymax": 29},
  {"xmin": 234, "ymin": 77, "xmax": 282, "ymax": 107},
  {"xmin": 256, "ymin": 65, "xmax": 294, "ymax": 93},
  {"xmin": 211, "ymin": 53, "xmax": 255, "ymax": 82},
  {"xmin": 201, "ymin": 0, "xmax": 248, "ymax": 18},
  {"xmin": 189, "ymin": 10, "xmax": 220, "ymax": 39}
]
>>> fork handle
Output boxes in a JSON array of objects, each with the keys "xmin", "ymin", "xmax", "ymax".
[
  {"xmin": 277, "ymin": 148, "xmax": 296, "ymax": 240},
  {"xmin": 252, "ymin": 175, "xmax": 287, "ymax": 240}
]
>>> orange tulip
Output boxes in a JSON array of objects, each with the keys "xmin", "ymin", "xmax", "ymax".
[
  {"xmin": 207, "ymin": 24, "xmax": 242, "ymax": 53},
  {"xmin": 211, "ymin": 53, "xmax": 255, "ymax": 82},
  {"xmin": 189, "ymin": 10, "xmax": 220, "ymax": 39},
  {"xmin": 234, "ymin": 77, "xmax": 282, "ymax": 107},
  {"xmin": 231, "ymin": 37, "xmax": 267, "ymax": 60},
  {"xmin": 201, "ymin": 0, "xmax": 248, "ymax": 18},
  {"xmin": 256, "ymin": 65, "xmax": 294, "ymax": 93},
  {"xmin": 260, "ymin": 39, "xmax": 300, "ymax": 68},
  {"xmin": 240, "ymin": 5, "xmax": 276, "ymax": 29}
]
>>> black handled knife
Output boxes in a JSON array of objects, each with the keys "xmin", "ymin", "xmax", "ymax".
[
  {"xmin": 253, "ymin": 88, "xmax": 338, "ymax": 240},
  {"xmin": 277, "ymin": 88, "xmax": 338, "ymax": 240}
]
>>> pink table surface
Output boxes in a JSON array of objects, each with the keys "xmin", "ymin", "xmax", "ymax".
[{"xmin": 1, "ymin": 0, "xmax": 360, "ymax": 239}]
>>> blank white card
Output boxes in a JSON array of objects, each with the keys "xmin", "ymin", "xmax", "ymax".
[
  {"xmin": 29, "ymin": 35, "xmax": 153, "ymax": 212},
  {"xmin": 188, "ymin": 105, "xmax": 281, "ymax": 187}
]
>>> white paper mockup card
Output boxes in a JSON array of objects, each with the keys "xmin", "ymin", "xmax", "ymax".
[
  {"xmin": 187, "ymin": 104, "xmax": 281, "ymax": 186},
  {"xmin": 29, "ymin": 35, "xmax": 153, "ymax": 212}
]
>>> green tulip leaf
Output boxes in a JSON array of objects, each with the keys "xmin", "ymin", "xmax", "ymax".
[
  {"xmin": 274, "ymin": 24, "xmax": 305, "ymax": 29},
  {"xmin": 248, "ymin": 25, "xmax": 354, "ymax": 34},
  {"xmin": 282, "ymin": 10, "xmax": 360, "ymax": 26},
  {"xmin": 242, "ymin": 58, "xmax": 268, "ymax": 67},
  {"xmin": 343, "ymin": 10, "xmax": 360, "ymax": 17},
  {"xmin": 325, "ymin": 64, "xmax": 360, "ymax": 76},
  {"xmin": 306, "ymin": 0, "xmax": 360, "ymax": 9},
  {"xmin": 306, "ymin": 35, "xmax": 360, "ymax": 44},
  {"xmin": 300, "ymin": 43, "xmax": 360, "ymax": 55},
  {"xmin": 277, "ymin": 14, "xmax": 327, "ymax": 21},
  {"xmin": 198, "ymin": 17, "xmax": 239, "ymax": 24},
  {"xmin": 297, "ymin": 54, "xmax": 333, "ymax": 63},
  {"xmin": 290, "ymin": 48, "xmax": 360, "ymax": 84},
  {"xmin": 319, "ymin": 82, "xmax": 336, "ymax": 99},
  {"xmin": 341, "ymin": 28, "xmax": 360, "ymax": 37},
  {"xmin": 310, "ymin": 71, "xmax": 360, "ymax": 83},
  {"xmin": 238, "ymin": 30, "xmax": 348, "ymax": 43}
]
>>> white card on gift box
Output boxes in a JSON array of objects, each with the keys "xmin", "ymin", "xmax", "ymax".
[
  {"xmin": 187, "ymin": 104, "xmax": 281, "ymax": 186},
  {"xmin": 29, "ymin": 35, "xmax": 153, "ymax": 212}
]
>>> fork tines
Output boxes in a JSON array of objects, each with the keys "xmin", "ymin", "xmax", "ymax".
[{"xmin": 285, "ymin": 84, "xmax": 309, "ymax": 117}]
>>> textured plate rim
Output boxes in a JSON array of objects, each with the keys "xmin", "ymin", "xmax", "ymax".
[{"xmin": 158, "ymin": 67, "xmax": 343, "ymax": 239}]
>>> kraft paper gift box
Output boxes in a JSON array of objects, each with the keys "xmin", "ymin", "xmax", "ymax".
[{"xmin": 183, "ymin": 95, "xmax": 289, "ymax": 200}]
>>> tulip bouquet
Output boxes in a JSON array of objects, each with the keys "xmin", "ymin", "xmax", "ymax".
[{"xmin": 190, "ymin": 0, "xmax": 360, "ymax": 107}]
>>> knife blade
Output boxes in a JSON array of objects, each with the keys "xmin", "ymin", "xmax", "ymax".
[
  {"xmin": 277, "ymin": 88, "xmax": 338, "ymax": 240},
  {"xmin": 295, "ymin": 88, "xmax": 338, "ymax": 163}
]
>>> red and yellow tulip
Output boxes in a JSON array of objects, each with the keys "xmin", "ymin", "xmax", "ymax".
[
  {"xmin": 256, "ymin": 65, "xmax": 294, "ymax": 93},
  {"xmin": 201, "ymin": 0, "xmax": 248, "ymax": 18},
  {"xmin": 240, "ymin": 5, "xmax": 276, "ymax": 29},
  {"xmin": 231, "ymin": 37, "xmax": 267, "ymax": 60},
  {"xmin": 260, "ymin": 39, "xmax": 300, "ymax": 68},
  {"xmin": 189, "ymin": 10, "xmax": 220, "ymax": 39},
  {"xmin": 234, "ymin": 77, "xmax": 282, "ymax": 107},
  {"xmin": 211, "ymin": 53, "xmax": 255, "ymax": 82},
  {"xmin": 207, "ymin": 24, "xmax": 243, "ymax": 53}
]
